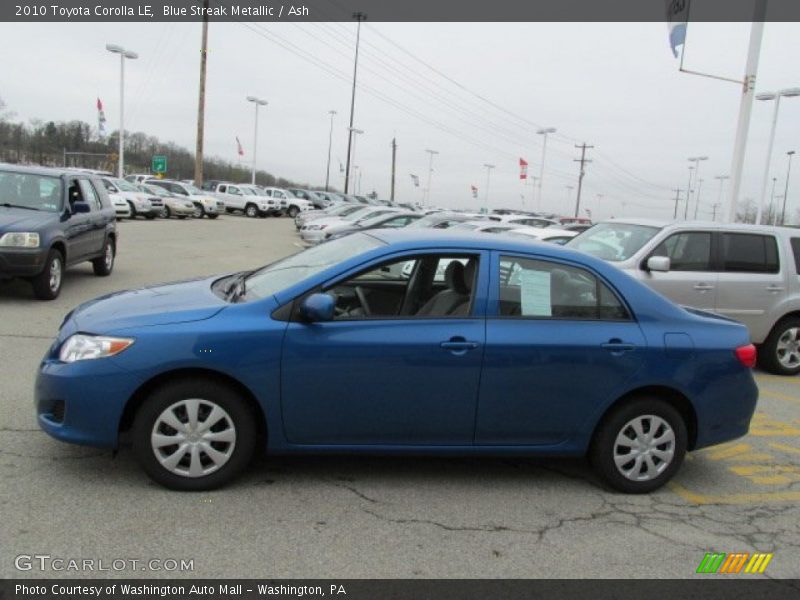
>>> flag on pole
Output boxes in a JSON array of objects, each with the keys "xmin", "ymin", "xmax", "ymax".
[
  {"xmin": 410, "ymin": 174, "xmax": 420, "ymax": 187},
  {"xmin": 519, "ymin": 157, "xmax": 528, "ymax": 180},
  {"xmin": 96, "ymin": 97, "xmax": 107, "ymax": 138},
  {"xmin": 235, "ymin": 136, "xmax": 244, "ymax": 156},
  {"xmin": 471, "ymin": 185, "xmax": 478, "ymax": 199},
  {"xmin": 666, "ymin": 0, "xmax": 689, "ymax": 58}
]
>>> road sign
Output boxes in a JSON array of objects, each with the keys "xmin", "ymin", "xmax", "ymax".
[{"xmin": 152, "ymin": 155, "xmax": 167, "ymax": 174}]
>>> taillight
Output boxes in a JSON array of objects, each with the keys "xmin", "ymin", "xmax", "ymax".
[{"xmin": 735, "ymin": 344, "xmax": 757, "ymax": 368}]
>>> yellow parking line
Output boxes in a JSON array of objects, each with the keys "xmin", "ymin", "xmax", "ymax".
[
  {"xmin": 750, "ymin": 413, "xmax": 800, "ymax": 436},
  {"xmin": 668, "ymin": 482, "xmax": 800, "ymax": 505},
  {"xmin": 769, "ymin": 442, "xmax": 800, "ymax": 455},
  {"xmin": 756, "ymin": 373, "xmax": 800, "ymax": 387},
  {"xmin": 758, "ymin": 389, "xmax": 800, "ymax": 405},
  {"xmin": 728, "ymin": 464, "xmax": 800, "ymax": 486}
]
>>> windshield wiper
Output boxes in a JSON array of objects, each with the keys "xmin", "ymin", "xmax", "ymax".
[{"xmin": 0, "ymin": 202, "xmax": 40, "ymax": 211}]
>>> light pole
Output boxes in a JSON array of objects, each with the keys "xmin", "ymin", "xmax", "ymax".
[
  {"xmin": 781, "ymin": 151, "xmax": 795, "ymax": 225},
  {"xmin": 246, "ymin": 96, "xmax": 268, "ymax": 185},
  {"xmin": 714, "ymin": 175, "xmax": 729, "ymax": 222},
  {"xmin": 344, "ymin": 11, "xmax": 367, "ymax": 194},
  {"xmin": 105, "ymin": 44, "xmax": 138, "ymax": 178},
  {"xmin": 536, "ymin": 127, "xmax": 556, "ymax": 210},
  {"xmin": 424, "ymin": 149, "xmax": 439, "ymax": 206},
  {"xmin": 347, "ymin": 127, "xmax": 363, "ymax": 193},
  {"xmin": 325, "ymin": 110, "xmax": 337, "ymax": 191},
  {"xmin": 769, "ymin": 176, "xmax": 778, "ymax": 224},
  {"xmin": 693, "ymin": 178, "xmax": 704, "ymax": 219},
  {"xmin": 483, "ymin": 164, "xmax": 495, "ymax": 212},
  {"xmin": 755, "ymin": 88, "xmax": 800, "ymax": 224},
  {"xmin": 686, "ymin": 157, "xmax": 708, "ymax": 220},
  {"xmin": 684, "ymin": 166, "xmax": 694, "ymax": 221}
]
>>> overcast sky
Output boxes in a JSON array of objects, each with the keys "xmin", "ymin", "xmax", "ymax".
[{"xmin": 1, "ymin": 20, "xmax": 798, "ymax": 220}]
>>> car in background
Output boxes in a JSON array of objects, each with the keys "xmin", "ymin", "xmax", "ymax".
[
  {"xmin": 36, "ymin": 230, "xmax": 758, "ymax": 491},
  {"xmin": 136, "ymin": 184, "xmax": 195, "ymax": 219},
  {"xmin": 450, "ymin": 221, "xmax": 522, "ymax": 235},
  {"xmin": 295, "ymin": 202, "xmax": 365, "ymax": 229},
  {"xmin": 0, "ymin": 164, "xmax": 117, "ymax": 300},
  {"xmin": 299, "ymin": 207, "xmax": 399, "ymax": 244},
  {"xmin": 559, "ymin": 217, "xmax": 593, "ymax": 228},
  {"xmin": 124, "ymin": 174, "xmax": 153, "ymax": 185},
  {"xmin": 405, "ymin": 212, "xmax": 487, "ymax": 230},
  {"xmin": 100, "ymin": 177, "xmax": 163, "ymax": 219},
  {"xmin": 323, "ymin": 211, "xmax": 422, "ymax": 241},
  {"xmin": 145, "ymin": 179, "xmax": 223, "ymax": 219},
  {"xmin": 238, "ymin": 184, "xmax": 283, "ymax": 216},
  {"xmin": 288, "ymin": 188, "xmax": 329, "ymax": 209},
  {"xmin": 505, "ymin": 227, "xmax": 579, "ymax": 245},
  {"xmin": 489, "ymin": 214, "xmax": 560, "ymax": 228},
  {"xmin": 568, "ymin": 219, "xmax": 800, "ymax": 375},
  {"xmin": 208, "ymin": 182, "xmax": 278, "ymax": 218},
  {"xmin": 561, "ymin": 222, "xmax": 593, "ymax": 234},
  {"xmin": 261, "ymin": 187, "xmax": 313, "ymax": 218},
  {"xmin": 109, "ymin": 193, "xmax": 131, "ymax": 219}
]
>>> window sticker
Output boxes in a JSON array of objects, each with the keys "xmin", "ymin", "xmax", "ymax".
[{"xmin": 520, "ymin": 269, "xmax": 552, "ymax": 317}]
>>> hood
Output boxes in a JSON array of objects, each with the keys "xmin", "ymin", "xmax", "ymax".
[
  {"xmin": 0, "ymin": 206, "xmax": 59, "ymax": 232},
  {"xmin": 60, "ymin": 276, "xmax": 228, "ymax": 338}
]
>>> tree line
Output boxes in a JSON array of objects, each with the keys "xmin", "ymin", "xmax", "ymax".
[{"xmin": 0, "ymin": 97, "xmax": 316, "ymax": 189}]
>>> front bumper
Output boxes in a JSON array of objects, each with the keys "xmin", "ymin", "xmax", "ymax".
[
  {"xmin": 0, "ymin": 247, "xmax": 48, "ymax": 278},
  {"xmin": 299, "ymin": 229, "xmax": 327, "ymax": 244}
]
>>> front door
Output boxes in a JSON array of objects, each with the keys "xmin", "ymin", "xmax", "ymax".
[{"xmin": 280, "ymin": 251, "xmax": 487, "ymax": 445}]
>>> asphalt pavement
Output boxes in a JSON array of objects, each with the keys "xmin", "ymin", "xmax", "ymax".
[{"xmin": 1, "ymin": 216, "xmax": 798, "ymax": 579}]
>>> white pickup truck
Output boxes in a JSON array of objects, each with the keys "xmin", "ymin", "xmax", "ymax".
[{"xmin": 209, "ymin": 182, "xmax": 279, "ymax": 218}]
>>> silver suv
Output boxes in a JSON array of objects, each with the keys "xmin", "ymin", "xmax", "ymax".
[{"xmin": 568, "ymin": 219, "xmax": 800, "ymax": 375}]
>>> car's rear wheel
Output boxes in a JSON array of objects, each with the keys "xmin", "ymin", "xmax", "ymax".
[
  {"xmin": 760, "ymin": 317, "xmax": 800, "ymax": 375},
  {"xmin": 132, "ymin": 379, "xmax": 257, "ymax": 490},
  {"xmin": 245, "ymin": 204, "xmax": 258, "ymax": 218},
  {"xmin": 92, "ymin": 238, "xmax": 115, "ymax": 277},
  {"xmin": 31, "ymin": 248, "xmax": 64, "ymax": 300},
  {"xmin": 193, "ymin": 203, "xmax": 204, "ymax": 218},
  {"xmin": 590, "ymin": 397, "xmax": 687, "ymax": 493},
  {"xmin": 162, "ymin": 206, "xmax": 171, "ymax": 219},
  {"xmin": 207, "ymin": 213, "xmax": 219, "ymax": 220},
  {"xmin": 128, "ymin": 202, "xmax": 137, "ymax": 218},
  {"xmin": 287, "ymin": 206, "xmax": 299, "ymax": 218}
]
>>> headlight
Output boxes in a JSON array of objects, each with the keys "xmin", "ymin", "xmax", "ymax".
[
  {"xmin": 307, "ymin": 224, "xmax": 327, "ymax": 230},
  {"xmin": 59, "ymin": 334, "xmax": 134, "ymax": 363},
  {"xmin": 0, "ymin": 232, "xmax": 40, "ymax": 248}
]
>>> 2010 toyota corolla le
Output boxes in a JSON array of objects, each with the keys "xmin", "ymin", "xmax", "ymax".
[{"xmin": 36, "ymin": 231, "xmax": 759, "ymax": 492}]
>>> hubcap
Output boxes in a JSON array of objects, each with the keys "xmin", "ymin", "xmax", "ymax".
[
  {"xmin": 776, "ymin": 328, "xmax": 800, "ymax": 368},
  {"xmin": 194, "ymin": 205, "xmax": 203, "ymax": 218},
  {"xmin": 613, "ymin": 415, "xmax": 675, "ymax": 482},
  {"xmin": 49, "ymin": 258, "xmax": 62, "ymax": 292},
  {"xmin": 104, "ymin": 243, "xmax": 113, "ymax": 269},
  {"xmin": 150, "ymin": 399, "xmax": 236, "ymax": 478},
  {"xmin": 247, "ymin": 206, "xmax": 256, "ymax": 217}
]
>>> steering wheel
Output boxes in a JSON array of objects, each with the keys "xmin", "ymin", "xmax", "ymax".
[{"xmin": 354, "ymin": 286, "xmax": 372, "ymax": 316}]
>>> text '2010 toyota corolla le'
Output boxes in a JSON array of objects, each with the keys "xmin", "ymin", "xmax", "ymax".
[{"xmin": 36, "ymin": 231, "xmax": 758, "ymax": 492}]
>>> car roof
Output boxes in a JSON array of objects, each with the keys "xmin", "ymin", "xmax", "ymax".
[
  {"xmin": 0, "ymin": 163, "xmax": 93, "ymax": 178},
  {"xmin": 600, "ymin": 217, "xmax": 799, "ymax": 236}
]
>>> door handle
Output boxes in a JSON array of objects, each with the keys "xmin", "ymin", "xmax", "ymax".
[
  {"xmin": 440, "ymin": 337, "xmax": 479, "ymax": 355},
  {"xmin": 766, "ymin": 285, "xmax": 784, "ymax": 292},
  {"xmin": 693, "ymin": 283, "xmax": 714, "ymax": 291},
  {"xmin": 601, "ymin": 339, "xmax": 636, "ymax": 354}
]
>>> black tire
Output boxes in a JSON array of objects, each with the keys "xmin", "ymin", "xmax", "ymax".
[
  {"xmin": 31, "ymin": 248, "xmax": 64, "ymax": 301},
  {"xmin": 178, "ymin": 215, "xmax": 188, "ymax": 220},
  {"xmin": 245, "ymin": 203, "xmax": 259, "ymax": 218},
  {"xmin": 162, "ymin": 206, "xmax": 171, "ymax": 219},
  {"xmin": 207, "ymin": 213, "xmax": 219, "ymax": 220},
  {"xmin": 132, "ymin": 379, "xmax": 258, "ymax": 491},
  {"xmin": 128, "ymin": 201, "xmax": 137, "ymax": 219},
  {"xmin": 193, "ymin": 203, "xmax": 205, "ymax": 219},
  {"xmin": 759, "ymin": 318, "xmax": 800, "ymax": 375},
  {"xmin": 91, "ymin": 238, "xmax": 115, "ymax": 277},
  {"xmin": 590, "ymin": 397, "xmax": 687, "ymax": 494},
  {"xmin": 145, "ymin": 214, "xmax": 156, "ymax": 220},
  {"xmin": 287, "ymin": 206, "xmax": 299, "ymax": 218}
]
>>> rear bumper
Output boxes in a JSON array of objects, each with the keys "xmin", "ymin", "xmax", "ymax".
[{"xmin": 0, "ymin": 247, "xmax": 48, "ymax": 278}]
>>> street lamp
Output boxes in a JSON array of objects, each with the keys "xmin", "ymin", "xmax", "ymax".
[
  {"xmin": 246, "ymin": 96, "xmax": 268, "ymax": 185},
  {"xmin": 686, "ymin": 156, "xmax": 708, "ymax": 220},
  {"xmin": 536, "ymin": 127, "xmax": 556, "ymax": 210},
  {"xmin": 781, "ymin": 151, "xmax": 795, "ymax": 225},
  {"xmin": 769, "ymin": 176, "xmax": 778, "ymax": 224},
  {"xmin": 693, "ymin": 178, "xmax": 704, "ymax": 219},
  {"xmin": 714, "ymin": 175, "xmax": 729, "ymax": 222},
  {"xmin": 483, "ymin": 164, "xmax": 495, "ymax": 212},
  {"xmin": 325, "ymin": 110, "xmax": 337, "ymax": 192},
  {"xmin": 105, "ymin": 43, "xmax": 138, "ymax": 178},
  {"xmin": 424, "ymin": 149, "xmax": 439, "ymax": 206},
  {"xmin": 347, "ymin": 128, "xmax": 363, "ymax": 193},
  {"xmin": 755, "ymin": 88, "xmax": 800, "ymax": 224}
]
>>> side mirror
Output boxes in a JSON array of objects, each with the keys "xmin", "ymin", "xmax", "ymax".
[
  {"xmin": 647, "ymin": 256, "xmax": 670, "ymax": 272},
  {"xmin": 71, "ymin": 201, "xmax": 91, "ymax": 214},
  {"xmin": 300, "ymin": 293, "xmax": 335, "ymax": 322}
]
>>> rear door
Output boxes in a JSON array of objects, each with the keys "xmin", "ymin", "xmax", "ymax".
[
  {"xmin": 715, "ymin": 232, "xmax": 785, "ymax": 338},
  {"xmin": 63, "ymin": 178, "xmax": 94, "ymax": 262},
  {"xmin": 78, "ymin": 178, "xmax": 107, "ymax": 256},
  {"xmin": 639, "ymin": 230, "xmax": 717, "ymax": 310}
]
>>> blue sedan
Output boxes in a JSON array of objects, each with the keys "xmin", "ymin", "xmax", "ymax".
[{"xmin": 35, "ymin": 231, "xmax": 758, "ymax": 492}]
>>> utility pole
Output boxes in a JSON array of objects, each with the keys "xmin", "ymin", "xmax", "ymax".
[
  {"xmin": 684, "ymin": 166, "xmax": 695, "ymax": 220},
  {"xmin": 712, "ymin": 203, "xmax": 720, "ymax": 221},
  {"xmin": 573, "ymin": 143, "xmax": 593, "ymax": 218},
  {"xmin": 424, "ymin": 149, "xmax": 438, "ymax": 205},
  {"xmin": 483, "ymin": 164, "xmax": 495, "ymax": 213},
  {"xmin": 325, "ymin": 110, "xmax": 336, "ymax": 191},
  {"xmin": 344, "ymin": 11, "xmax": 367, "ymax": 194},
  {"xmin": 390, "ymin": 137, "xmax": 397, "ymax": 202},
  {"xmin": 672, "ymin": 188, "xmax": 683, "ymax": 219},
  {"xmin": 781, "ymin": 151, "xmax": 795, "ymax": 225},
  {"xmin": 194, "ymin": 0, "xmax": 209, "ymax": 187}
]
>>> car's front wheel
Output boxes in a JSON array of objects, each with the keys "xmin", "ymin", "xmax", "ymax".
[
  {"xmin": 128, "ymin": 202, "xmax": 137, "ymax": 219},
  {"xmin": 132, "ymin": 379, "xmax": 257, "ymax": 490},
  {"xmin": 92, "ymin": 238, "xmax": 115, "ymax": 276},
  {"xmin": 287, "ymin": 206, "xmax": 299, "ymax": 218},
  {"xmin": 590, "ymin": 397, "xmax": 687, "ymax": 493},
  {"xmin": 206, "ymin": 213, "xmax": 219, "ymax": 220},
  {"xmin": 245, "ymin": 203, "xmax": 259, "ymax": 218},
  {"xmin": 760, "ymin": 317, "xmax": 800, "ymax": 375},
  {"xmin": 31, "ymin": 248, "xmax": 64, "ymax": 300},
  {"xmin": 193, "ymin": 203, "xmax": 205, "ymax": 219}
]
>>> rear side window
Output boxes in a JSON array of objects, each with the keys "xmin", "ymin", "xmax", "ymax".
[
  {"xmin": 790, "ymin": 238, "xmax": 800, "ymax": 274},
  {"xmin": 722, "ymin": 233, "xmax": 779, "ymax": 273},
  {"xmin": 651, "ymin": 232, "xmax": 712, "ymax": 271}
]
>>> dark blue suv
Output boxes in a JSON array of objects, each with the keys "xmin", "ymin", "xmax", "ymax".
[{"xmin": 0, "ymin": 164, "xmax": 117, "ymax": 299}]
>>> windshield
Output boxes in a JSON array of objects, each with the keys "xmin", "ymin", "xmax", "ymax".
[
  {"xmin": 241, "ymin": 187, "xmax": 257, "ymax": 195},
  {"xmin": 245, "ymin": 233, "xmax": 385, "ymax": 300},
  {"xmin": 184, "ymin": 183, "xmax": 203, "ymax": 194},
  {"xmin": 567, "ymin": 222, "xmax": 661, "ymax": 262},
  {"xmin": 144, "ymin": 185, "xmax": 169, "ymax": 197},
  {"xmin": 113, "ymin": 179, "xmax": 140, "ymax": 192},
  {"xmin": 0, "ymin": 171, "xmax": 63, "ymax": 212}
]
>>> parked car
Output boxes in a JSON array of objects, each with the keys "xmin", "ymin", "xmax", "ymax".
[
  {"xmin": 489, "ymin": 214, "xmax": 560, "ymax": 228},
  {"xmin": 0, "ymin": 164, "xmax": 117, "ymax": 300},
  {"xmin": 261, "ymin": 187, "xmax": 313, "ymax": 218},
  {"xmin": 123, "ymin": 174, "xmax": 154, "ymax": 185},
  {"xmin": 450, "ymin": 221, "xmax": 523, "ymax": 235},
  {"xmin": 239, "ymin": 184, "xmax": 283, "ymax": 216},
  {"xmin": 208, "ymin": 182, "xmax": 278, "ymax": 217},
  {"xmin": 299, "ymin": 207, "xmax": 398, "ymax": 244},
  {"xmin": 109, "ymin": 193, "xmax": 131, "ymax": 219},
  {"xmin": 323, "ymin": 211, "xmax": 422, "ymax": 241},
  {"xmin": 100, "ymin": 177, "xmax": 163, "ymax": 219},
  {"xmin": 136, "ymin": 184, "xmax": 195, "ymax": 219},
  {"xmin": 288, "ymin": 188, "xmax": 329, "ymax": 209},
  {"xmin": 145, "ymin": 179, "xmax": 223, "ymax": 219},
  {"xmin": 568, "ymin": 219, "xmax": 800, "ymax": 375},
  {"xmin": 505, "ymin": 227, "xmax": 579, "ymax": 245},
  {"xmin": 295, "ymin": 202, "xmax": 363, "ymax": 229},
  {"xmin": 405, "ymin": 212, "xmax": 487, "ymax": 230},
  {"xmin": 36, "ymin": 230, "xmax": 757, "ymax": 491}
]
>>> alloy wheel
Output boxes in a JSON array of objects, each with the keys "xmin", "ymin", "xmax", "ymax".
[
  {"xmin": 49, "ymin": 257, "xmax": 62, "ymax": 293},
  {"xmin": 776, "ymin": 327, "xmax": 800, "ymax": 368},
  {"xmin": 613, "ymin": 415, "xmax": 675, "ymax": 482}
]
